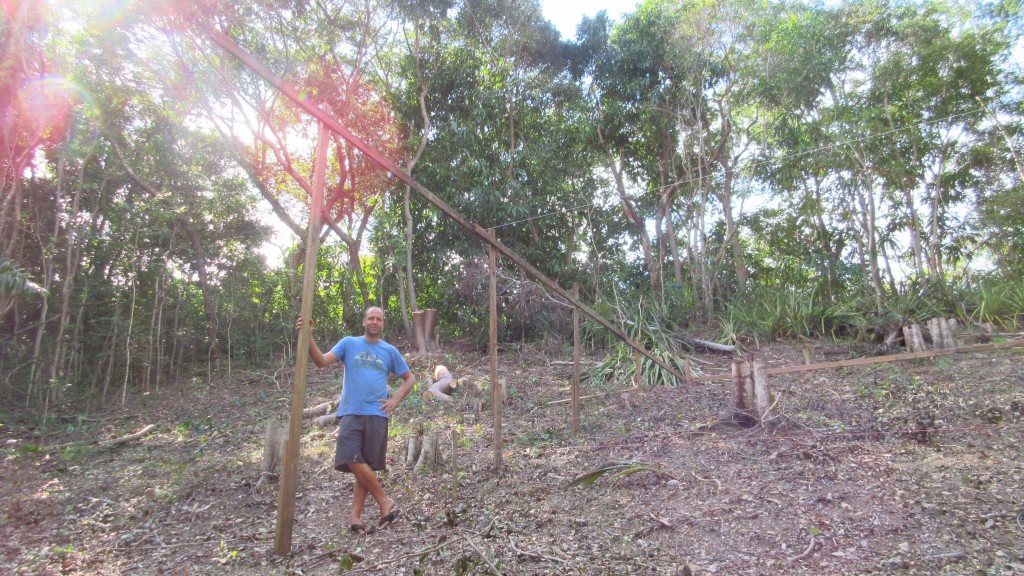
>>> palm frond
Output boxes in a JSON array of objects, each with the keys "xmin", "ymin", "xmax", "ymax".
[{"xmin": 568, "ymin": 460, "xmax": 679, "ymax": 488}]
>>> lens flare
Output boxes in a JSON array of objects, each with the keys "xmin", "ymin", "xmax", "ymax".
[
  {"xmin": 91, "ymin": 0, "xmax": 131, "ymax": 27},
  {"xmin": 17, "ymin": 76, "xmax": 96, "ymax": 147}
]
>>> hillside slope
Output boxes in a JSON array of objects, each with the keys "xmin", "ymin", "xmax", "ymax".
[{"xmin": 2, "ymin": 341, "xmax": 1023, "ymax": 575}]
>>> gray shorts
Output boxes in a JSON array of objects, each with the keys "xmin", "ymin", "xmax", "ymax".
[{"xmin": 334, "ymin": 415, "xmax": 389, "ymax": 472}]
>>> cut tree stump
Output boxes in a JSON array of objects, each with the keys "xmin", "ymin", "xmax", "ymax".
[
  {"xmin": 903, "ymin": 324, "xmax": 926, "ymax": 353},
  {"xmin": 255, "ymin": 418, "xmax": 288, "ymax": 491},
  {"xmin": 405, "ymin": 429, "xmax": 450, "ymax": 473},
  {"xmin": 731, "ymin": 360, "xmax": 773, "ymax": 426},
  {"xmin": 928, "ymin": 317, "xmax": 959, "ymax": 350}
]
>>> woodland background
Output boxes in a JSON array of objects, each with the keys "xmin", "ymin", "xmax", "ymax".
[{"xmin": 2, "ymin": 0, "xmax": 1024, "ymax": 419}]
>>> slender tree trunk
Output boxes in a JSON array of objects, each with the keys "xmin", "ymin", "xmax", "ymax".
[
  {"xmin": 717, "ymin": 169, "xmax": 748, "ymax": 291},
  {"xmin": 111, "ymin": 138, "xmax": 219, "ymax": 360},
  {"xmin": 180, "ymin": 218, "xmax": 219, "ymax": 361},
  {"xmin": 902, "ymin": 187, "xmax": 925, "ymax": 277},
  {"xmin": 851, "ymin": 149, "xmax": 886, "ymax": 309},
  {"xmin": 402, "ymin": 186, "xmax": 417, "ymax": 338},
  {"xmin": 122, "ymin": 229, "xmax": 140, "ymax": 406},
  {"xmin": 810, "ymin": 179, "xmax": 836, "ymax": 301},
  {"xmin": 101, "ymin": 302, "xmax": 120, "ymax": 403},
  {"xmin": 927, "ymin": 153, "xmax": 948, "ymax": 278},
  {"xmin": 605, "ymin": 152, "xmax": 658, "ymax": 293},
  {"xmin": 402, "ymin": 82, "xmax": 432, "ymax": 336}
]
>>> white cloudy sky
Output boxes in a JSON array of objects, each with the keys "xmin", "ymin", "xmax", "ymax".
[{"xmin": 539, "ymin": 0, "xmax": 639, "ymax": 38}]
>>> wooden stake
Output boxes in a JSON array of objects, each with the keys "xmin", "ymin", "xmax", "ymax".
[
  {"xmin": 634, "ymin": 338, "xmax": 642, "ymax": 392},
  {"xmin": 731, "ymin": 359, "xmax": 751, "ymax": 415},
  {"xmin": 752, "ymin": 361, "xmax": 771, "ymax": 422},
  {"xmin": 275, "ymin": 111, "xmax": 328, "ymax": 555},
  {"xmin": 571, "ymin": 283, "xmax": 580, "ymax": 435},
  {"xmin": 488, "ymin": 229, "xmax": 501, "ymax": 472}
]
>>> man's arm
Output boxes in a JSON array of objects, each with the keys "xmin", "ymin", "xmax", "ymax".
[
  {"xmin": 296, "ymin": 316, "xmax": 337, "ymax": 368},
  {"xmin": 380, "ymin": 371, "xmax": 416, "ymax": 415}
]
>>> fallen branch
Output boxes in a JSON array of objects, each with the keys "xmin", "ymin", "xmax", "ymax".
[
  {"xmin": 547, "ymin": 386, "xmax": 639, "ymax": 406},
  {"xmin": 786, "ymin": 536, "xmax": 816, "ymax": 564},
  {"xmin": 508, "ymin": 537, "xmax": 570, "ymax": 564},
  {"xmin": 54, "ymin": 414, "xmax": 139, "ymax": 423},
  {"xmin": 690, "ymin": 470, "xmax": 722, "ymax": 492},
  {"xmin": 97, "ymin": 424, "xmax": 157, "ymax": 449},
  {"xmin": 308, "ymin": 520, "xmax": 497, "ymax": 572},
  {"xmin": 648, "ymin": 511, "xmax": 673, "ymax": 529},
  {"xmin": 924, "ymin": 550, "xmax": 965, "ymax": 561},
  {"xmin": 462, "ymin": 529, "xmax": 503, "ymax": 575},
  {"xmin": 689, "ymin": 338, "xmax": 736, "ymax": 354}
]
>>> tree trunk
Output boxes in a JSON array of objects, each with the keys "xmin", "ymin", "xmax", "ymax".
[
  {"xmin": 605, "ymin": 152, "xmax": 659, "ymax": 293},
  {"xmin": 181, "ymin": 218, "xmax": 219, "ymax": 361}
]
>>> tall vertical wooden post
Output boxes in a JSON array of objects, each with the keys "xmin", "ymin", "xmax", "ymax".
[
  {"xmin": 571, "ymin": 283, "xmax": 580, "ymax": 435},
  {"xmin": 488, "ymin": 229, "xmax": 502, "ymax": 471},
  {"xmin": 634, "ymin": 338, "xmax": 642, "ymax": 391},
  {"xmin": 275, "ymin": 114, "xmax": 329, "ymax": 555}
]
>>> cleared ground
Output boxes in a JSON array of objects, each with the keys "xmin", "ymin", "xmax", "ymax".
[{"xmin": 2, "ymin": 340, "xmax": 1022, "ymax": 575}]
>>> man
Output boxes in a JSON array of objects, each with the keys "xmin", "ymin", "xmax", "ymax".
[{"xmin": 297, "ymin": 307, "xmax": 415, "ymax": 535}]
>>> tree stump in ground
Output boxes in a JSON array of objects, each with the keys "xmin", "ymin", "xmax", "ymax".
[
  {"xmin": 731, "ymin": 360, "xmax": 773, "ymax": 426},
  {"xmin": 461, "ymin": 376, "xmax": 507, "ymax": 414},
  {"xmin": 412, "ymin": 309, "xmax": 442, "ymax": 356},
  {"xmin": 405, "ymin": 429, "xmax": 451, "ymax": 473},
  {"xmin": 255, "ymin": 419, "xmax": 289, "ymax": 490},
  {"xmin": 928, "ymin": 317, "xmax": 959, "ymax": 350},
  {"xmin": 903, "ymin": 324, "xmax": 927, "ymax": 352}
]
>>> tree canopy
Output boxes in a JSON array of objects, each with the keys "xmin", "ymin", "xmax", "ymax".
[{"xmin": 1, "ymin": 0, "xmax": 1022, "ymax": 412}]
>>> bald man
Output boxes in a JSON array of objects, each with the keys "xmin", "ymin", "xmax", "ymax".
[{"xmin": 298, "ymin": 307, "xmax": 414, "ymax": 534}]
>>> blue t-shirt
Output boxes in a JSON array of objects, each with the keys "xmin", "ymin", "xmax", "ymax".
[{"xmin": 329, "ymin": 336, "xmax": 410, "ymax": 418}]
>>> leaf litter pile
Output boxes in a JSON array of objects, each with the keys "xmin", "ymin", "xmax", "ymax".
[{"xmin": 2, "ymin": 342, "xmax": 1023, "ymax": 575}]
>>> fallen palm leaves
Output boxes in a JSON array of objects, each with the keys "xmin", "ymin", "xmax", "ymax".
[{"xmin": 567, "ymin": 460, "xmax": 680, "ymax": 488}]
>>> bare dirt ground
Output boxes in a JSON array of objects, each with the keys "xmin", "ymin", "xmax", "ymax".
[{"xmin": 2, "ymin": 340, "xmax": 1023, "ymax": 575}]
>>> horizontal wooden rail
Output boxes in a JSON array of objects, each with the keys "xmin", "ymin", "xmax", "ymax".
[{"xmin": 687, "ymin": 339, "xmax": 1024, "ymax": 383}]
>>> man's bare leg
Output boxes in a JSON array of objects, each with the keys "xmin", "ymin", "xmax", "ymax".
[
  {"xmin": 350, "ymin": 477, "xmax": 370, "ymax": 529},
  {"xmin": 348, "ymin": 462, "xmax": 395, "ymax": 524}
]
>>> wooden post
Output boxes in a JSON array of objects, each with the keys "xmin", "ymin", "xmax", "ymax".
[
  {"xmin": 634, "ymin": 338, "xmax": 642, "ymax": 391},
  {"xmin": 731, "ymin": 359, "xmax": 756, "ymax": 427},
  {"xmin": 751, "ymin": 361, "xmax": 772, "ymax": 422},
  {"xmin": 571, "ymin": 283, "xmax": 580, "ymax": 435},
  {"xmin": 488, "ymin": 229, "xmax": 502, "ymax": 472},
  {"xmin": 275, "ymin": 112, "xmax": 329, "ymax": 555}
]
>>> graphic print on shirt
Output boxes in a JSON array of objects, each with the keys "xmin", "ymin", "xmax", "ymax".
[{"xmin": 353, "ymin": 350, "xmax": 387, "ymax": 374}]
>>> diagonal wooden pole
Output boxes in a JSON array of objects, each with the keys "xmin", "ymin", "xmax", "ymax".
[
  {"xmin": 275, "ymin": 112, "xmax": 329, "ymax": 555},
  {"xmin": 202, "ymin": 27, "xmax": 686, "ymax": 385},
  {"xmin": 488, "ymin": 229, "xmax": 502, "ymax": 471},
  {"xmin": 572, "ymin": 282, "xmax": 580, "ymax": 434}
]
